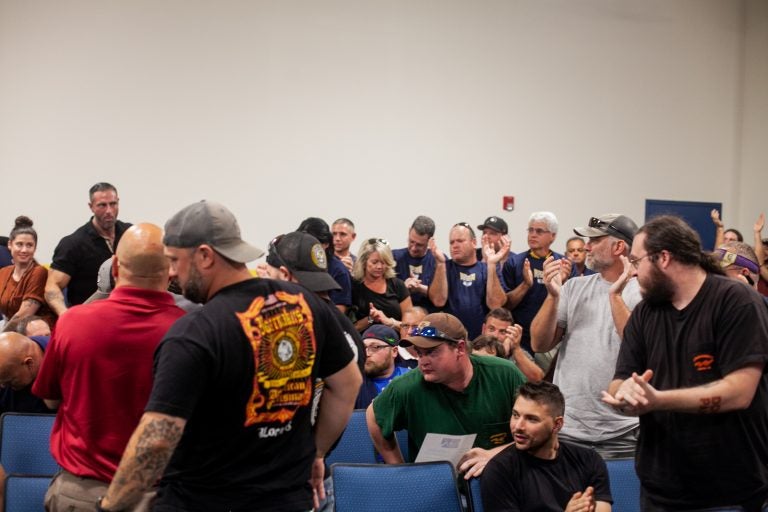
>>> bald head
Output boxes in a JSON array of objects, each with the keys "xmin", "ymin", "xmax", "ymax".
[
  {"xmin": 114, "ymin": 223, "xmax": 169, "ymax": 291},
  {"xmin": 0, "ymin": 332, "xmax": 43, "ymax": 390}
]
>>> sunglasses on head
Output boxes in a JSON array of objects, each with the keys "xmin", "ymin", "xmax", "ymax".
[
  {"xmin": 408, "ymin": 326, "xmax": 459, "ymax": 344},
  {"xmin": 368, "ymin": 238, "xmax": 389, "ymax": 246}
]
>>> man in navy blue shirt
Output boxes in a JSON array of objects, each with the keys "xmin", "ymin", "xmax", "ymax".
[{"xmin": 393, "ymin": 216, "xmax": 437, "ymax": 311}]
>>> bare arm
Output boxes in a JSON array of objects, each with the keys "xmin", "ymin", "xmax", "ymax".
[
  {"xmin": 8, "ymin": 299, "xmax": 42, "ymax": 322},
  {"xmin": 44, "ymin": 269, "xmax": 71, "ymax": 316},
  {"xmin": 100, "ymin": 412, "xmax": 186, "ymax": 511},
  {"xmin": 603, "ymin": 364, "xmax": 764, "ymax": 415},
  {"xmin": 504, "ymin": 259, "xmax": 532, "ymax": 310},
  {"xmin": 427, "ymin": 239, "xmax": 448, "ymax": 308},
  {"xmin": 483, "ymin": 236, "xmax": 509, "ymax": 310},
  {"xmin": 608, "ymin": 256, "xmax": 634, "ymax": 341},
  {"xmin": 311, "ymin": 360, "xmax": 362, "ymax": 505},
  {"xmin": 365, "ymin": 403, "xmax": 404, "ymax": 464},
  {"xmin": 754, "ymin": 214, "xmax": 768, "ymax": 282},
  {"xmin": 530, "ymin": 257, "xmax": 563, "ymax": 353},
  {"xmin": 711, "ymin": 209, "xmax": 725, "ymax": 249}
]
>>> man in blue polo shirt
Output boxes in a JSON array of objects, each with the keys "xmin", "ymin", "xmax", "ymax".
[{"xmin": 393, "ymin": 216, "xmax": 437, "ymax": 311}]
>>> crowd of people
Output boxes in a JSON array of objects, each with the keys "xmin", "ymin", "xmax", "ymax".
[{"xmin": 1, "ymin": 181, "xmax": 767, "ymax": 511}]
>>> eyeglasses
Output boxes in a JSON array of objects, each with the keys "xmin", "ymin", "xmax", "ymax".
[
  {"xmin": 368, "ymin": 238, "xmax": 389, "ymax": 246},
  {"xmin": 408, "ymin": 326, "xmax": 460, "ymax": 344},
  {"xmin": 628, "ymin": 253, "xmax": 652, "ymax": 269},
  {"xmin": 526, "ymin": 227, "xmax": 550, "ymax": 235},
  {"xmin": 365, "ymin": 344, "xmax": 392, "ymax": 355},
  {"xmin": 400, "ymin": 323, "xmax": 418, "ymax": 332}
]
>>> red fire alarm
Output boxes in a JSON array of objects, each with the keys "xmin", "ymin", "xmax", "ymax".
[{"xmin": 503, "ymin": 196, "xmax": 515, "ymax": 212}]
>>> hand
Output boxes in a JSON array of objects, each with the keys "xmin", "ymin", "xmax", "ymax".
[
  {"xmin": 601, "ymin": 369, "xmax": 655, "ymax": 415},
  {"xmin": 340, "ymin": 255, "xmax": 354, "ymax": 273},
  {"xmin": 522, "ymin": 259, "xmax": 533, "ymax": 287},
  {"xmin": 483, "ymin": 235, "xmax": 510, "ymax": 265},
  {"xmin": 502, "ymin": 324, "xmax": 523, "ymax": 357},
  {"xmin": 559, "ymin": 258, "xmax": 573, "ymax": 283},
  {"xmin": 368, "ymin": 303, "xmax": 392, "ymax": 327},
  {"xmin": 429, "ymin": 238, "xmax": 446, "ymax": 264},
  {"xmin": 711, "ymin": 209, "xmax": 724, "ymax": 228},
  {"xmin": 541, "ymin": 256, "xmax": 563, "ymax": 297},
  {"xmin": 457, "ymin": 447, "xmax": 495, "ymax": 479},
  {"xmin": 755, "ymin": 213, "xmax": 765, "ymax": 234},
  {"xmin": 565, "ymin": 486, "xmax": 596, "ymax": 512},
  {"xmin": 405, "ymin": 274, "xmax": 423, "ymax": 293},
  {"xmin": 309, "ymin": 456, "xmax": 326, "ymax": 510},
  {"xmin": 608, "ymin": 255, "xmax": 635, "ymax": 295}
]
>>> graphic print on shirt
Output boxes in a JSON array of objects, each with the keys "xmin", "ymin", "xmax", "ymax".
[
  {"xmin": 460, "ymin": 272, "xmax": 476, "ymax": 287},
  {"xmin": 237, "ymin": 290, "xmax": 317, "ymax": 427},
  {"xmin": 409, "ymin": 264, "xmax": 423, "ymax": 278}
]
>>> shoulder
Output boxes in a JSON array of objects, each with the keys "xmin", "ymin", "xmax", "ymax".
[
  {"xmin": 471, "ymin": 354, "xmax": 525, "ymax": 380},
  {"xmin": 392, "ymin": 248, "xmax": 407, "ymax": 260}
]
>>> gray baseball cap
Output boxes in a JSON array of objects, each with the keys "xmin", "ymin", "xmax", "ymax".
[{"xmin": 164, "ymin": 200, "xmax": 264, "ymax": 263}]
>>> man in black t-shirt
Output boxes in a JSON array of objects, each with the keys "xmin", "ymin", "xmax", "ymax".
[
  {"xmin": 482, "ymin": 381, "xmax": 611, "ymax": 511},
  {"xmin": 99, "ymin": 201, "xmax": 361, "ymax": 512},
  {"xmin": 603, "ymin": 215, "xmax": 768, "ymax": 511}
]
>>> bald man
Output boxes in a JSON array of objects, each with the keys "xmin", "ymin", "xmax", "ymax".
[
  {"xmin": 32, "ymin": 223, "xmax": 186, "ymax": 512},
  {"xmin": 0, "ymin": 331, "xmax": 50, "ymax": 413}
]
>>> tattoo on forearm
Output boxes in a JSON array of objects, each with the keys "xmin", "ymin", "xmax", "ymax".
[
  {"xmin": 108, "ymin": 418, "xmax": 183, "ymax": 509},
  {"xmin": 699, "ymin": 396, "xmax": 721, "ymax": 414},
  {"xmin": 23, "ymin": 298, "xmax": 41, "ymax": 307}
]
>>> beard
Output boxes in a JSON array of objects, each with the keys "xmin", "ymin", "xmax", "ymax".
[
  {"xmin": 182, "ymin": 262, "xmax": 209, "ymax": 304},
  {"xmin": 640, "ymin": 262, "xmax": 674, "ymax": 306},
  {"xmin": 364, "ymin": 357, "xmax": 393, "ymax": 378}
]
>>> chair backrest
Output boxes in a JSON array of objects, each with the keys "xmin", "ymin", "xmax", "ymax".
[
  {"xmin": 4, "ymin": 475, "xmax": 50, "ymax": 512},
  {"xmin": 467, "ymin": 477, "xmax": 484, "ymax": 512},
  {"xmin": 0, "ymin": 413, "xmax": 58, "ymax": 475},
  {"xmin": 325, "ymin": 409, "xmax": 378, "ymax": 465},
  {"xmin": 605, "ymin": 458, "xmax": 640, "ymax": 512},
  {"xmin": 332, "ymin": 461, "xmax": 463, "ymax": 512}
]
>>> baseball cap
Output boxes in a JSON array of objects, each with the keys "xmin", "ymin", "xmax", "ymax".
[
  {"xmin": 267, "ymin": 232, "xmax": 341, "ymax": 292},
  {"xmin": 362, "ymin": 324, "xmax": 400, "ymax": 346},
  {"xmin": 574, "ymin": 214, "xmax": 638, "ymax": 245},
  {"xmin": 163, "ymin": 200, "xmax": 264, "ymax": 263},
  {"xmin": 477, "ymin": 216, "xmax": 508, "ymax": 235},
  {"xmin": 84, "ymin": 257, "xmax": 114, "ymax": 303},
  {"xmin": 401, "ymin": 312, "xmax": 468, "ymax": 349}
]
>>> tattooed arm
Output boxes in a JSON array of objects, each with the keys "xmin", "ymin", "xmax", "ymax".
[
  {"xmin": 603, "ymin": 364, "xmax": 764, "ymax": 416},
  {"xmin": 8, "ymin": 298, "xmax": 42, "ymax": 322},
  {"xmin": 100, "ymin": 412, "xmax": 186, "ymax": 511}
]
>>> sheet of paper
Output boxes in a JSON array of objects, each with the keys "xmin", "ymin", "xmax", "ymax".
[{"xmin": 414, "ymin": 433, "xmax": 477, "ymax": 468}]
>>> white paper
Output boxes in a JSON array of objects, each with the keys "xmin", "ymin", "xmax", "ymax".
[{"xmin": 414, "ymin": 432, "xmax": 477, "ymax": 468}]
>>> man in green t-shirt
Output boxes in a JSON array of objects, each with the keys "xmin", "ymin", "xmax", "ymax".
[{"xmin": 366, "ymin": 312, "xmax": 526, "ymax": 479}]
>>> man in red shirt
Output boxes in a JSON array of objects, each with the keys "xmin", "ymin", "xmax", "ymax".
[{"xmin": 33, "ymin": 223, "xmax": 185, "ymax": 512}]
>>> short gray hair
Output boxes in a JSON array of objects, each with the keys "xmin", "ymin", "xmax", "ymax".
[{"xmin": 529, "ymin": 211, "xmax": 558, "ymax": 234}]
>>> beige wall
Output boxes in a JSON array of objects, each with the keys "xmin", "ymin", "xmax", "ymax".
[{"xmin": 0, "ymin": 0, "xmax": 765, "ymax": 261}]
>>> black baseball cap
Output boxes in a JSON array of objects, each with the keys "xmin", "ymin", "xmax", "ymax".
[
  {"xmin": 267, "ymin": 232, "xmax": 341, "ymax": 292},
  {"xmin": 477, "ymin": 216, "xmax": 508, "ymax": 235}
]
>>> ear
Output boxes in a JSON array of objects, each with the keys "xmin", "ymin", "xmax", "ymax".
[
  {"xmin": 553, "ymin": 416, "xmax": 564, "ymax": 433},
  {"xmin": 195, "ymin": 245, "xmax": 217, "ymax": 270},
  {"xmin": 657, "ymin": 250, "xmax": 672, "ymax": 269},
  {"xmin": 455, "ymin": 340, "xmax": 468, "ymax": 356},
  {"xmin": 111, "ymin": 256, "xmax": 119, "ymax": 280},
  {"xmin": 279, "ymin": 266, "xmax": 293, "ymax": 282}
]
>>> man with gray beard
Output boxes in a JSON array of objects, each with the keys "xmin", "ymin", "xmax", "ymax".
[{"xmin": 531, "ymin": 214, "xmax": 641, "ymax": 458}]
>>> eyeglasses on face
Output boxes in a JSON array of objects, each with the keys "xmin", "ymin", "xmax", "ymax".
[
  {"xmin": 628, "ymin": 253, "xmax": 652, "ymax": 269},
  {"xmin": 526, "ymin": 227, "xmax": 550, "ymax": 235},
  {"xmin": 408, "ymin": 326, "xmax": 460, "ymax": 344}
]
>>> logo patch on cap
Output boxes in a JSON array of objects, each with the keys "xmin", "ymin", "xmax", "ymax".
[{"xmin": 311, "ymin": 244, "xmax": 327, "ymax": 269}]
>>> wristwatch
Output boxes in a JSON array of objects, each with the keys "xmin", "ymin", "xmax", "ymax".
[{"xmin": 367, "ymin": 315, "xmax": 374, "ymax": 325}]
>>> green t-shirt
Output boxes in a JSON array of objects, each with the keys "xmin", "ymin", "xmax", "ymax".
[{"xmin": 372, "ymin": 354, "xmax": 526, "ymax": 461}]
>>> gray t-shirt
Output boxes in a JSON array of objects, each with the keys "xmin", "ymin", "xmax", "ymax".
[{"xmin": 554, "ymin": 273, "xmax": 642, "ymax": 443}]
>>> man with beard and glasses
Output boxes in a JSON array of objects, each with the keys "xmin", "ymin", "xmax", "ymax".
[
  {"xmin": 603, "ymin": 215, "xmax": 768, "ymax": 511},
  {"xmin": 531, "ymin": 213, "xmax": 641, "ymax": 459},
  {"xmin": 481, "ymin": 381, "xmax": 612, "ymax": 512},
  {"xmin": 354, "ymin": 324, "xmax": 410, "ymax": 408},
  {"xmin": 98, "ymin": 201, "xmax": 361, "ymax": 512},
  {"xmin": 46, "ymin": 182, "xmax": 132, "ymax": 313}
]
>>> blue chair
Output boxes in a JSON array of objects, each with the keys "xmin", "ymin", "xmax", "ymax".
[
  {"xmin": 325, "ymin": 410, "xmax": 378, "ymax": 465},
  {"xmin": 467, "ymin": 477, "xmax": 484, "ymax": 512},
  {"xmin": 4, "ymin": 475, "xmax": 50, "ymax": 512},
  {"xmin": 0, "ymin": 413, "xmax": 58, "ymax": 475},
  {"xmin": 606, "ymin": 458, "xmax": 640, "ymax": 512},
  {"xmin": 331, "ymin": 461, "xmax": 463, "ymax": 512}
]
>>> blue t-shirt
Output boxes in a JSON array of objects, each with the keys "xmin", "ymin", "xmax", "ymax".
[
  {"xmin": 393, "ymin": 248, "xmax": 436, "ymax": 311},
  {"xmin": 502, "ymin": 250, "xmax": 565, "ymax": 352},
  {"xmin": 445, "ymin": 260, "xmax": 506, "ymax": 339},
  {"xmin": 328, "ymin": 255, "xmax": 352, "ymax": 307},
  {"xmin": 355, "ymin": 364, "xmax": 411, "ymax": 409}
]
